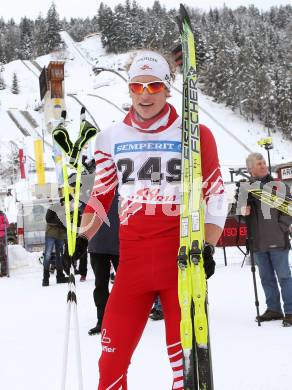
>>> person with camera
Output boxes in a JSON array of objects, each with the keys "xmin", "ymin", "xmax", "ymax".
[{"xmin": 238, "ymin": 152, "xmax": 292, "ymax": 327}]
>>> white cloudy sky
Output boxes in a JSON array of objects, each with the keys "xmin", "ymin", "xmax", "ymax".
[{"xmin": 0, "ymin": 0, "xmax": 290, "ymax": 21}]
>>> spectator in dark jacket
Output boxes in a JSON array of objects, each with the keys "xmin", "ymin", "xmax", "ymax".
[
  {"xmin": 42, "ymin": 201, "xmax": 68, "ymax": 286},
  {"xmin": 0, "ymin": 210, "xmax": 9, "ymax": 277},
  {"xmin": 88, "ymin": 190, "xmax": 120, "ymax": 335},
  {"xmin": 238, "ymin": 153, "xmax": 292, "ymax": 326},
  {"xmin": 62, "ymin": 201, "xmax": 88, "ymax": 281},
  {"xmin": 63, "ymin": 159, "xmax": 96, "ymax": 282}
]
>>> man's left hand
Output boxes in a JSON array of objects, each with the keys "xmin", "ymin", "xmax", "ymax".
[{"xmin": 203, "ymin": 243, "xmax": 216, "ymax": 279}]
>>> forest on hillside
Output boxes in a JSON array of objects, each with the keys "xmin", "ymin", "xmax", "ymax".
[{"xmin": 0, "ymin": 1, "xmax": 291, "ymax": 137}]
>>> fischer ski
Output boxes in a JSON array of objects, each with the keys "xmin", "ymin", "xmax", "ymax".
[
  {"xmin": 52, "ymin": 107, "xmax": 98, "ymax": 390},
  {"xmin": 236, "ymin": 180, "xmax": 292, "ymax": 216},
  {"xmin": 176, "ymin": 4, "xmax": 214, "ymax": 390},
  {"xmin": 248, "ymin": 188, "xmax": 292, "ymax": 216}
]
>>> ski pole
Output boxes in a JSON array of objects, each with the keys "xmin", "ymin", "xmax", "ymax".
[
  {"xmin": 61, "ymin": 112, "xmax": 84, "ymax": 390},
  {"xmin": 53, "ymin": 108, "xmax": 98, "ymax": 390},
  {"xmin": 5, "ymin": 217, "xmax": 9, "ymax": 277},
  {"xmin": 249, "ymin": 237, "xmax": 261, "ymax": 327},
  {"xmin": 61, "ymin": 147, "xmax": 83, "ymax": 390}
]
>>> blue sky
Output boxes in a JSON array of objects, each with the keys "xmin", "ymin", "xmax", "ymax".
[{"xmin": 1, "ymin": 0, "xmax": 290, "ymax": 22}]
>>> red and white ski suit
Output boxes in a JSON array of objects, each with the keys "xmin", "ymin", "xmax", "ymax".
[{"xmin": 85, "ymin": 104, "xmax": 226, "ymax": 390}]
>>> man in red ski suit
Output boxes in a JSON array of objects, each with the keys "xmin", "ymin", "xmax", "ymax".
[{"xmin": 78, "ymin": 51, "xmax": 227, "ymax": 389}]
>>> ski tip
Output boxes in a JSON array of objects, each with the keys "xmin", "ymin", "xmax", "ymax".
[
  {"xmin": 179, "ymin": 3, "xmax": 192, "ymax": 28},
  {"xmin": 175, "ymin": 15, "xmax": 183, "ymax": 33},
  {"xmin": 179, "ymin": 3, "xmax": 186, "ymax": 13}
]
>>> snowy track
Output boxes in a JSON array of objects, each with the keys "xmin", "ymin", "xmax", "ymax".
[
  {"xmin": 87, "ymin": 93, "xmax": 126, "ymax": 114},
  {"xmin": 7, "ymin": 110, "xmax": 31, "ymax": 137},
  {"xmin": 1, "ymin": 252, "xmax": 291, "ymax": 390},
  {"xmin": 60, "ymin": 31, "xmax": 94, "ymax": 68},
  {"xmin": 21, "ymin": 60, "xmax": 40, "ymax": 78},
  {"xmin": 67, "ymin": 93, "xmax": 101, "ymax": 130}
]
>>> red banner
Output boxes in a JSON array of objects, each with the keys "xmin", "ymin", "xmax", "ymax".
[
  {"xmin": 217, "ymin": 216, "xmax": 247, "ymax": 247},
  {"xmin": 18, "ymin": 148, "xmax": 26, "ymax": 179}
]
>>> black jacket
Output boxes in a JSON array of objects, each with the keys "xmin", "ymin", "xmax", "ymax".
[
  {"xmin": 45, "ymin": 208, "xmax": 67, "ymax": 240},
  {"xmin": 237, "ymin": 174, "xmax": 292, "ymax": 252},
  {"xmin": 88, "ymin": 190, "xmax": 120, "ymax": 255}
]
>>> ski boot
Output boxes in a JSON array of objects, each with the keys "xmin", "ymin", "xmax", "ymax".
[
  {"xmin": 283, "ymin": 314, "xmax": 292, "ymax": 327},
  {"xmin": 56, "ymin": 270, "xmax": 69, "ymax": 284},
  {"xmin": 149, "ymin": 308, "xmax": 164, "ymax": 321},
  {"xmin": 256, "ymin": 309, "xmax": 283, "ymax": 322},
  {"xmin": 42, "ymin": 269, "xmax": 50, "ymax": 287},
  {"xmin": 88, "ymin": 322, "xmax": 102, "ymax": 336}
]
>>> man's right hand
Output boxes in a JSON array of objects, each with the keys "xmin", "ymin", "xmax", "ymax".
[{"xmin": 73, "ymin": 235, "xmax": 88, "ymax": 261}]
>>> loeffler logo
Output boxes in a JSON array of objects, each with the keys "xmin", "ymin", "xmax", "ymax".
[
  {"xmin": 140, "ymin": 64, "xmax": 152, "ymax": 70},
  {"xmin": 101, "ymin": 329, "xmax": 116, "ymax": 353},
  {"xmin": 101, "ymin": 329, "xmax": 111, "ymax": 344}
]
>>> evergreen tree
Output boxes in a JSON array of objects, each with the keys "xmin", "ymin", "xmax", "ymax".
[
  {"xmin": 11, "ymin": 72, "xmax": 19, "ymax": 94},
  {"xmin": 46, "ymin": 2, "xmax": 62, "ymax": 52},
  {"xmin": 119, "ymin": 0, "xmax": 145, "ymax": 51},
  {"xmin": 146, "ymin": 1, "xmax": 167, "ymax": 50},
  {"xmin": 111, "ymin": 4, "xmax": 129, "ymax": 53},
  {"xmin": 0, "ymin": 38, "xmax": 6, "ymax": 65},
  {"xmin": 0, "ymin": 62, "xmax": 5, "ymax": 90},
  {"xmin": 160, "ymin": 9, "xmax": 178, "ymax": 53},
  {"xmin": 98, "ymin": 3, "xmax": 115, "ymax": 52},
  {"xmin": 0, "ymin": 75, "xmax": 5, "ymax": 90},
  {"xmin": 274, "ymin": 66, "xmax": 291, "ymax": 137},
  {"xmin": 0, "ymin": 145, "xmax": 20, "ymax": 184},
  {"xmin": 65, "ymin": 17, "xmax": 96, "ymax": 42},
  {"xmin": 91, "ymin": 15, "xmax": 99, "ymax": 33},
  {"xmin": 4, "ymin": 19, "xmax": 20, "ymax": 63},
  {"xmin": 19, "ymin": 17, "xmax": 34, "ymax": 59},
  {"xmin": 34, "ymin": 15, "xmax": 48, "ymax": 57}
]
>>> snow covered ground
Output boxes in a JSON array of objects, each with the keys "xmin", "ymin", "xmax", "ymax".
[{"xmin": 0, "ymin": 248, "xmax": 292, "ymax": 390}]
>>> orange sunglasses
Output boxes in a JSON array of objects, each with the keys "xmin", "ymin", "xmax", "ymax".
[{"xmin": 128, "ymin": 81, "xmax": 167, "ymax": 95}]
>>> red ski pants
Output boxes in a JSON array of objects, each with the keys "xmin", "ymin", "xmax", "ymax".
[{"xmin": 97, "ymin": 236, "xmax": 184, "ymax": 390}]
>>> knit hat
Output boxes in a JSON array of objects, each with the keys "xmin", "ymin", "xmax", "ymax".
[{"xmin": 128, "ymin": 51, "xmax": 171, "ymax": 89}]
